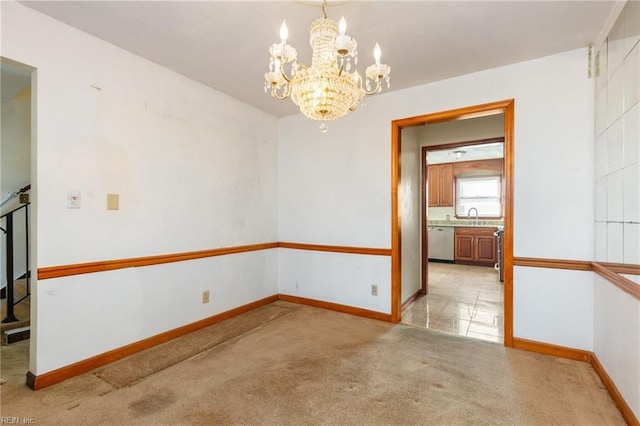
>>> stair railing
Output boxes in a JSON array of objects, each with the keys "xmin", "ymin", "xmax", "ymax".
[
  {"xmin": 1, "ymin": 201, "xmax": 30, "ymax": 323},
  {"xmin": 1, "ymin": 184, "xmax": 31, "ymax": 208}
]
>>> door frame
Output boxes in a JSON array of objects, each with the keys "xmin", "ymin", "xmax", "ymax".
[{"xmin": 391, "ymin": 99, "xmax": 515, "ymax": 348}]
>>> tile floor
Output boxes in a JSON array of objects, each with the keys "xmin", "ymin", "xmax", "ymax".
[{"xmin": 401, "ymin": 262, "xmax": 504, "ymax": 343}]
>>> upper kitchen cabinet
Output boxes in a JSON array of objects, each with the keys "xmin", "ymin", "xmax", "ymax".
[
  {"xmin": 428, "ymin": 163, "xmax": 453, "ymax": 207},
  {"xmin": 452, "ymin": 158, "xmax": 503, "ymax": 175}
]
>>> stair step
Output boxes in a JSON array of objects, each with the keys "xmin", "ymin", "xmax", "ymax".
[
  {"xmin": 0, "ymin": 319, "xmax": 30, "ymax": 332},
  {"xmin": 3, "ymin": 326, "xmax": 30, "ymax": 344},
  {"xmin": 1, "ymin": 279, "xmax": 29, "ymax": 300}
]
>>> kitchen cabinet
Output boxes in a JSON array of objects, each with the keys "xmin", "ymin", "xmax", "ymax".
[
  {"xmin": 428, "ymin": 164, "xmax": 453, "ymax": 207},
  {"xmin": 452, "ymin": 158, "xmax": 503, "ymax": 175},
  {"xmin": 454, "ymin": 227, "xmax": 497, "ymax": 266}
]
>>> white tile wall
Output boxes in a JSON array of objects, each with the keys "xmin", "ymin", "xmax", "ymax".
[
  {"xmin": 595, "ymin": 222, "xmax": 607, "ymax": 261},
  {"xmin": 624, "ymin": 163, "xmax": 640, "ymax": 222},
  {"xmin": 607, "ymin": 68, "xmax": 625, "ymax": 128},
  {"xmin": 596, "ymin": 42, "xmax": 608, "ymax": 95},
  {"xmin": 595, "ymin": 0, "xmax": 640, "ymax": 264},
  {"xmin": 596, "ymin": 90, "xmax": 608, "ymax": 137},
  {"xmin": 595, "ymin": 132, "xmax": 608, "ymax": 178},
  {"xmin": 608, "ymin": 16, "xmax": 626, "ymax": 79},
  {"xmin": 595, "ymin": 177, "xmax": 608, "ymax": 221},
  {"xmin": 607, "ymin": 171, "xmax": 624, "ymax": 222},
  {"xmin": 624, "ymin": 103, "xmax": 640, "ymax": 167},
  {"xmin": 623, "ymin": 43, "xmax": 639, "ymax": 111},
  {"xmin": 624, "ymin": 223, "xmax": 640, "ymax": 264},
  {"xmin": 607, "ymin": 222, "xmax": 624, "ymax": 262},
  {"xmin": 607, "ymin": 118, "xmax": 624, "ymax": 173}
]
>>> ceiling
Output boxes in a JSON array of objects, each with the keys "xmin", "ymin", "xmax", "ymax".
[
  {"xmin": 428, "ymin": 142, "xmax": 504, "ymax": 165},
  {"xmin": 19, "ymin": 1, "xmax": 616, "ymax": 118}
]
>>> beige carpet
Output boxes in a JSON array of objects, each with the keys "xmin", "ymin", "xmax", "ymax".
[
  {"xmin": 95, "ymin": 303, "xmax": 294, "ymax": 388},
  {"xmin": 0, "ymin": 302, "xmax": 625, "ymax": 425}
]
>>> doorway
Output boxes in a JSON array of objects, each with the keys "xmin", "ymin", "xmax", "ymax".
[
  {"xmin": 404, "ymin": 136, "xmax": 505, "ymax": 342},
  {"xmin": 1, "ymin": 57, "xmax": 36, "ymax": 383},
  {"xmin": 391, "ymin": 100, "xmax": 514, "ymax": 348}
]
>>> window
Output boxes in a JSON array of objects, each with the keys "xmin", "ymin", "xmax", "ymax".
[{"xmin": 455, "ymin": 175, "xmax": 502, "ymax": 218}]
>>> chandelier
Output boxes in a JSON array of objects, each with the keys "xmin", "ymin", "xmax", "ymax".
[{"xmin": 264, "ymin": 0, "xmax": 391, "ymax": 132}]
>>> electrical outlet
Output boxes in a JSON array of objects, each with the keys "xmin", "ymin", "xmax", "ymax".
[
  {"xmin": 202, "ymin": 290, "xmax": 210, "ymax": 304},
  {"xmin": 67, "ymin": 190, "xmax": 81, "ymax": 209},
  {"xmin": 371, "ymin": 284, "xmax": 378, "ymax": 296}
]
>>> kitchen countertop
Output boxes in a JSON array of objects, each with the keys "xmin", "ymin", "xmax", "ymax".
[{"xmin": 428, "ymin": 220, "xmax": 504, "ymax": 229}]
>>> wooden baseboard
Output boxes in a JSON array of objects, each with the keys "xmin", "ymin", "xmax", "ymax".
[
  {"xmin": 591, "ymin": 354, "xmax": 640, "ymax": 426},
  {"xmin": 512, "ymin": 337, "xmax": 592, "ymax": 362},
  {"xmin": 278, "ymin": 294, "xmax": 392, "ymax": 322},
  {"xmin": 512, "ymin": 337, "xmax": 638, "ymax": 424},
  {"xmin": 401, "ymin": 289, "xmax": 423, "ymax": 311},
  {"xmin": 26, "ymin": 294, "xmax": 391, "ymax": 390},
  {"xmin": 26, "ymin": 371, "xmax": 36, "ymax": 389},
  {"xmin": 26, "ymin": 295, "xmax": 279, "ymax": 390}
]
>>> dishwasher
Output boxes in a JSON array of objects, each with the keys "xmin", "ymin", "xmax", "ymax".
[{"xmin": 427, "ymin": 227, "xmax": 454, "ymax": 261}]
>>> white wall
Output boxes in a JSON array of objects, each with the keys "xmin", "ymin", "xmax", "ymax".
[
  {"xmin": 278, "ymin": 249, "xmax": 391, "ymax": 313},
  {"xmin": 279, "ymin": 47, "xmax": 595, "ymax": 347},
  {"xmin": 1, "ymin": 2, "xmax": 279, "ymax": 374},
  {"xmin": 593, "ymin": 274, "xmax": 640, "ymax": 419},
  {"xmin": 419, "ymin": 113, "xmax": 505, "ymax": 146},
  {"xmin": 594, "ymin": 0, "xmax": 640, "ymax": 265},
  {"xmin": 38, "ymin": 250, "xmax": 278, "ymax": 374},
  {"xmin": 513, "ymin": 267, "xmax": 593, "ymax": 350},
  {"xmin": 399, "ymin": 127, "xmax": 421, "ymax": 304},
  {"xmin": 593, "ymin": 1, "xmax": 640, "ymax": 419}
]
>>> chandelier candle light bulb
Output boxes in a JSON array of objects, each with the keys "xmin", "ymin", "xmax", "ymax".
[
  {"xmin": 280, "ymin": 20, "xmax": 288, "ymax": 45},
  {"xmin": 264, "ymin": 0, "xmax": 390, "ymax": 131}
]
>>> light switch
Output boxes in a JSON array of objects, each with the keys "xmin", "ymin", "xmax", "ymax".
[
  {"xmin": 67, "ymin": 191, "xmax": 81, "ymax": 209},
  {"xmin": 106, "ymin": 193, "xmax": 119, "ymax": 210}
]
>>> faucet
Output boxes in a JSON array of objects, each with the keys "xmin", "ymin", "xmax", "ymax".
[{"xmin": 467, "ymin": 208, "xmax": 479, "ymax": 220}]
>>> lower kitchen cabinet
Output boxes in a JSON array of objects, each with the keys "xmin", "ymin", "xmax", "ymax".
[{"xmin": 454, "ymin": 227, "xmax": 497, "ymax": 266}]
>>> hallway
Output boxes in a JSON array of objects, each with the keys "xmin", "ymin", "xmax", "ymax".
[{"xmin": 402, "ymin": 262, "xmax": 504, "ymax": 343}]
